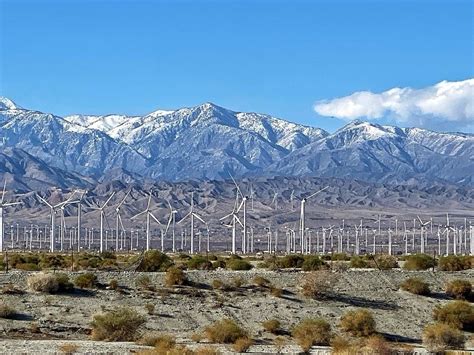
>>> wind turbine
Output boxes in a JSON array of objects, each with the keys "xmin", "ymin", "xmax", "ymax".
[
  {"xmin": 0, "ymin": 181, "xmax": 22, "ymax": 252},
  {"xmin": 37, "ymin": 190, "xmax": 77, "ymax": 252},
  {"xmin": 417, "ymin": 216, "xmax": 431, "ymax": 254},
  {"xmin": 164, "ymin": 201, "xmax": 178, "ymax": 252},
  {"xmin": 131, "ymin": 191, "xmax": 162, "ymax": 251},
  {"xmin": 115, "ymin": 189, "xmax": 131, "ymax": 251},
  {"xmin": 299, "ymin": 186, "xmax": 329, "ymax": 254},
  {"xmin": 91, "ymin": 192, "xmax": 115, "ymax": 252},
  {"xmin": 177, "ymin": 192, "xmax": 206, "ymax": 254},
  {"xmin": 220, "ymin": 195, "xmax": 244, "ymax": 254},
  {"xmin": 229, "ymin": 174, "xmax": 248, "ymax": 253}
]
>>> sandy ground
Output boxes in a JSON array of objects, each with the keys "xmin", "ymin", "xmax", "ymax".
[{"xmin": 0, "ymin": 269, "xmax": 472, "ymax": 354}]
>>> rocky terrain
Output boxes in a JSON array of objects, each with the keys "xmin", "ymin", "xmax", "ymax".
[{"xmin": 0, "ymin": 267, "xmax": 472, "ymax": 354}]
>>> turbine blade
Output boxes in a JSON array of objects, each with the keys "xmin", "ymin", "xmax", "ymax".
[
  {"xmin": 177, "ymin": 211, "xmax": 192, "ymax": 224},
  {"xmin": 102, "ymin": 191, "xmax": 116, "ymax": 208},
  {"xmin": 36, "ymin": 194, "xmax": 53, "ymax": 208},
  {"xmin": 193, "ymin": 213, "xmax": 206, "ymax": 225},
  {"xmin": 306, "ymin": 186, "xmax": 329, "ymax": 200},
  {"xmin": 149, "ymin": 212, "xmax": 162, "ymax": 225},
  {"xmin": 131, "ymin": 210, "xmax": 147, "ymax": 220},
  {"xmin": 0, "ymin": 180, "xmax": 6, "ymax": 204}
]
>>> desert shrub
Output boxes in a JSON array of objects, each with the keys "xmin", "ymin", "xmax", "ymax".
[
  {"xmin": 331, "ymin": 253, "xmax": 350, "ymax": 261},
  {"xmin": 187, "ymin": 255, "xmax": 213, "ymax": 270},
  {"xmin": 339, "ymin": 309, "xmax": 376, "ymax": 337},
  {"xmin": 204, "ymin": 318, "xmax": 247, "ymax": 343},
  {"xmin": 27, "ymin": 273, "xmax": 59, "ymax": 293},
  {"xmin": 232, "ymin": 337, "xmax": 253, "ymax": 353},
  {"xmin": 58, "ymin": 343, "xmax": 79, "ymax": 354},
  {"xmin": 109, "ymin": 279, "xmax": 119, "ymax": 290},
  {"xmin": 39, "ymin": 254, "xmax": 69, "ymax": 269},
  {"xmin": 91, "ymin": 307, "xmax": 146, "ymax": 341},
  {"xmin": 403, "ymin": 254, "xmax": 435, "ymax": 270},
  {"xmin": 212, "ymin": 279, "xmax": 224, "ymax": 290},
  {"xmin": 439, "ymin": 255, "xmax": 472, "ymax": 271},
  {"xmin": 0, "ymin": 302, "xmax": 16, "ymax": 318},
  {"xmin": 191, "ymin": 332, "xmax": 204, "ymax": 342},
  {"xmin": 194, "ymin": 347, "xmax": 221, "ymax": 355},
  {"xmin": 232, "ymin": 277, "xmax": 244, "ymax": 288},
  {"xmin": 16, "ymin": 263, "xmax": 41, "ymax": 271},
  {"xmin": 270, "ymin": 286, "xmax": 283, "ymax": 297},
  {"xmin": 277, "ymin": 254, "xmax": 304, "ymax": 268},
  {"xmin": 274, "ymin": 336, "xmax": 287, "ymax": 353},
  {"xmin": 136, "ymin": 275, "xmax": 154, "ymax": 291},
  {"xmin": 212, "ymin": 260, "xmax": 226, "ymax": 269},
  {"xmin": 433, "ymin": 300, "xmax": 474, "ymax": 330},
  {"xmin": 292, "ymin": 318, "xmax": 332, "ymax": 352},
  {"xmin": 145, "ymin": 303, "xmax": 155, "ymax": 315},
  {"xmin": 253, "ymin": 276, "xmax": 270, "ymax": 287},
  {"xmin": 363, "ymin": 335, "xmax": 392, "ymax": 354},
  {"xmin": 155, "ymin": 334, "xmax": 176, "ymax": 349},
  {"xmin": 446, "ymin": 279, "xmax": 472, "ymax": 300},
  {"xmin": 302, "ymin": 255, "xmax": 326, "ymax": 271},
  {"xmin": 301, "ymin": 270, "xmax": 337, "ymax": 299},
  {"xmin": 331, "ymin": 261, "xmax": 350, "ymax": 272},
  {"xmin": 55, "ymin": 273, "xmax": 74, "ymax": 292},
  {"xmin": 226, "ymin": 258, "xmax": 253, "ymax": 271},
  {"xmin": 165, "ymin": 267, "xmax": 187, "ymax": 287},
  {"xmin": 137, "ymin": 332, "xmax": 172, "ymax": 347},
  {"xmin": 262, "ymin": 319, "xmax": 281, "ymax": 334},
  {"xmin": 74, "ymin": 273, "xmax": 97, "ymax": 289},
  {"xmin": 137, "ymin": 250, "xmax": 173, "ymax": 272},
  {"xmin": 350, "ymin": 256, "xmax": 369, "ymax": 268},
  {"xmin": 374, "ymin": 254, "xmax": 398, "ymax": 270},
  {"xmin": 400, "ymin": 277, "xmax": 431, "ymax": 295},
  {"xmin": 422, "ymin": 322, "xmax": 465, "ymax": 352},
  {"xmin": 330, "ymin": 336, "xmax": 356, "ymax": 354}
]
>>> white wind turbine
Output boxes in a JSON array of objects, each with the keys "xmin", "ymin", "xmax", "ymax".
[
  {"xmin": 115, "ymin": 189, "xmax": 131, "ymax": 251},
  {"xmin": 37, "ymin": 190, "xmax": 77, "ymax": 253},
  {"xmin": 229, "ymin": 174, "xmax": 248, "ymax": 253},
  {"xmin": 299, "ymin": 186, "xmax": 329, "ymax": 254},
  {"xmin": 164, "ymin": 201, "xmax": 178, "ymax": 252},
  {"xmin": 131, "ymin": 191, "xmax": 162, "ymax": 251},
  {"xmin": 220, "ymin": 193, "xmax": 244, "ymax": 254},
  {"xmin": 91, "ymin": 192, "xmax": 115, "ymax": 252},
  {"xmin": 417, "ymin": 216, "xmax": 431, "ymax": 254},
  {"xmin": 178, "ymin": 192, "xmax": 206, "ymax": 254},
  {"xmin": 0, "ymin": 181, "xmax": 22, "ymax": 252}
]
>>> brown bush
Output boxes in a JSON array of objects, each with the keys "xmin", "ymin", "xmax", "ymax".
[
  {"xmin": 204, "ymin": 318, "xmax": 247, "ymax": 343},
  {"xmin": 402, "ymin": 254, "xmax": 435, "ymax": 270},
  {"xmin": 262, "ymin": 319, "xmax": 281, "ymax": 334},
  {"xmin": 330, "ymin": 336, "xmax": 357, "ymax": 354},
  {"xmin": 91, "ymin": 307, "xmax": 146, "ymax": 341},
  {"xmin": 433, "ymin": 300, "xmax": 474, "ymax": 330},
  {"xmin": 232, "ymin": 277, "xmax": 244, "ymax": 288},
  {"xmin": 300, "ymin": 270, "xmax": 337, "ymax": 299},
  {"xmin": 292, "ymin": 318, "xmax": 332, "ymax": 352},
  {"xmin": 232, "ymin": 337, "xmax": 253, "ymax": 353},
  {"xmin": 109, "ymin": 279, "xmax": 119, "ymax": 290},
  {"xmin": 194, "ymin": 347, "xmax": 221, "ymax": 355},
  {"xmin": 446, "ymin": 279, "xmax": 472, "ymax": 300},
  {"xmin": 339, "ymin": 309, "xmax": 376, "ymax": 337},
  {"xmin": 439, "ymin": 255, "xmax": 472, "ymax": 271},
  {"xmin": 27, "ymin": 273, "xmax": 59, "ymax": 293},
  {"xmin": 136, "ymin": 275, "xmax": 154, "ymax": 291},
  {"xmin": 253, "ymin": 276, "xmax": 270, "ymax": 287},
  {"xmin": 400, "ymin": 277, "xmax": 431, "ymax": 296},
  {"xmin": 212, "ymin": 279, "xmax": 224, "ymax": 290},
  {"xmin": 74, "ymin": 273, "xmax": 97, "ymax": 289},
  {"xmin": 270, "ymin": 286, "xmax": 283, "ymax": 297},
  {"xmin": 165, "ymin": 267, "xmax": 187, "ymax": 287},
  {"xmin": 58, "ymin": 343, "xmax": 79, "ymax": 355},
  {"xmin": 363, "ymin": 335, "xmax": 392, "ymax": 354},
  {"xmin": 0, "ymin": 302, "xmax": 16, "ymax": 318},
  {"xmin": 144, "ymin": 303, "xmax": 155, "ymax": 315},
  {"xmin": 422, "ymin": 322, "xmax": 465, "ymax": 352}
]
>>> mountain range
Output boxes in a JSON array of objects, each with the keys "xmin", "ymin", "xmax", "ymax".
[{"xmin": 0, "ymin": 96, "xmax": 473, "ymax": 190}]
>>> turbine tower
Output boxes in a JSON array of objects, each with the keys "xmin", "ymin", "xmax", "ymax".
[
  {"xmin": 178, "ymin": 192, "xmax": 206, "ymax": 254},
  {"xmin": 0, "ymin": 181, "xmax": 22, "ymax": 252},
  {"xmin": 115, "ymin": 189, "xmax": 131, "ymax": 251},
  {"xmin": 91, "ymin": 192, "xmax": 115, "ymax": 252},
  {"xmin": 299, "ymin": 186, "xmax": 329, "ymax": 254},
  {"xmin": 131, "ymin": 191, "xmax": 162, "ymax": 251}
]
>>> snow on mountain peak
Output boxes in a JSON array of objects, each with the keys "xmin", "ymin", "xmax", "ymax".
[{"xmin": 0, "ymin": 97, "xmax": 22, "ymax": 111}]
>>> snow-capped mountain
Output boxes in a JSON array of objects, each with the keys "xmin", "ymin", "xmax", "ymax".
[{"xmin": 0, "ymin": 97, "xmax": 473, "ymax": 187}]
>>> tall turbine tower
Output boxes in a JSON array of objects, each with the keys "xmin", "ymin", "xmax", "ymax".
[
  {"xmin": 178, "ymin": 192, "xmax": 207, "ymax": 254},
  {"xmin": 299, "ymin": 186, "xmax": 329, "ymax": 254},
  {"xmin": 91, "ymin": 192, "xmax": 115, "ymax": 252},
  {"xmin": 0, "ymin": 181, "xmax": 22, "ymax": 252}
]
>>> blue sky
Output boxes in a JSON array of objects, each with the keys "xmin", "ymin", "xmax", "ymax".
[{"xmin": 0, "ymin": 0, "xmax": 472, "ymax": 132}]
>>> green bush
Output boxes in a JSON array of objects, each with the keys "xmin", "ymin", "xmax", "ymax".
[
  {"xmin": 433, "ymin": 301, "xmax": 474, "ymax": 330},
  {"xmin": 262, "ymin": 319, "xmax": 281, "ymax": 334},
  {"xmin": 27, "ymin": 273, "xmax": 59, "ymax": 293},
  {"xmin": 136, "ymin": 275, "xmax": 154, "ymax": 291},
  {"xmin": 204, "ymin": 318, "xmax": 247, "ymax": 343},
  {"xmin": 74, "ymin": 273, "xmax": 97, "ymax": 289},
  {"xmin": 302, "ymin": 255, "xmax": 326, "ymax": 271},
  {"xmin": 292, "ymin": 318, "xmax": 332, "ymax": 352},
  {"xmin": 55, "ymin": 273, "xmax": 74, "ymax": 292},
  {"xmin": 277, "ymin": 255, "xmax": 304, "ymax": 268},
  {"xmin": 373, "ymin": 254, "xmax": 398, "ymax": 270},
  {"xmin": 446, "ymin": 279, "xmax": 472, "ymax": 300},
  {"xmin": 403, "ymin": 254, "xmax": 436, "ymax": 270},
  {"xmin": 350, "ymin": 256, "xmax": 369, "ymax": 268},
  {"xmin": 422, "ymin": 322, "xmax": 465, "ymax": 352},
  {"xmin": 400, "ymin": 277, "xmax": 431, "ymax": 296},
  {"xmin": 226, "ymin": 258, "xmax": 253, "ymax": 271},
  {"xmin": 439, "ymin": 255, "xmax": 472, "ymax": 271},
  {"xmin": 137, "ymin": 250, "xmax": 173, "ymax": 272},
  {"xmin": 331, "ymin": 253, "xmax": 350, "ymax": 261},
  {"xmin": 187, "ymin": 255, "xmax": 213, "ymax": 270},
  {"xmin": 91, "ymin": 307, "xmax": 146, "ymax": 341},
  {"xmin": 339, "ymin": 309, "xmax": 376, "ymax": 337}
]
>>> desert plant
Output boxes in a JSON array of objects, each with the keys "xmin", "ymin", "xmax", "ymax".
[
  {"xmin": 187, "ymin": 255, "xmax": 213, "ymax": 270},
  {"xmin": 339, "ymin": 309, "xmax": 376, "ymax": 337},
  {"xmin": 27, "ymin": 273, "xmax": 59, "ymax": 293},
  {"xmin": 137, "ymin": 250, "xmax": 173, "ymax": 272},
  {"xmin": 136, "ymin": 275, "xmax": 154, "ymax": 291},
  {"xmin": 204, "ymin": 318, "xmax": 247, "ymax": 343},
  {"xmin": 0, "ymin": 302, "xmax": 16, "ymax": 318},
  {"xmin": 55, "ymin": 273, "xmax": 74, "ymax": 292},
  {"xmin": 274, "ymin": 336, "xmax": 286, "ymax": 353},
  {"xmin": 330, "ymin": 335, "xmax": 356, "ymax": 354},
  {"xmin": 446, "ymin": 279, "xmax": 472, "ymax": 300},
  {"xmin": 109, "ymin": 279, "xmax": 119, "ymax": 290},
  {"xmin": 262, "ymin": 319, "xmax": 281, "ymax": 334},
  {"xmin": 232, "ymin": 277, "xmax": 244, "ymax": 288},
  {"xmin": 403, "ymin": 254, "xmax": 435, "ymax": 270},
  {"xmin": 58, "ymin": 343, "xmax": 80, "ymax": 354},
  {"xmin": 292, "ymin": 318, "xmax": 332, "ymax": 352},
  {"xmin": 226, "ymin": 258, "xmax": 253, "ymax": 271},
  {"xmin": 439, "ymin": 255, "xmax": 472, "ymax": 271},
  {"xmin": 363, "ymin": 335, "xmax": 392, "ymax": 354},
  {"xmin": 145, "ymin": 303, "xmax": 155, "ymax": 315},
  {"xmin": 400, "ymin": 277, "xmax": 431, "ymax": 295},
  {"xmin": 301, "ymin": 270, "xmax": 337, "ymax": 299},
  {"xmin": 302, "ymin": 255, "xmax": 326, "ymax": 271},
  {"xmin": 433, "ymin": 300, "xmax": 474, "ymax": 330},
  {"xmin": 232, "ymin": 337, "xmax": 253, "ymax": 353},
  {"xmin": 212, "ymin": 279, "xmax": 224, "ymax": 290},
  {"xmin": 373, "ymin": 254, "xmax": 398, "ymax": 270},
  {"xmin": 253, "ymin": 275, "xmax": 270, "ymax": 287},
  {"xmin": 194, "ymin": 347, "xmax": 221, "ymax": 355},
  {"xmin": 270, "ymin": 286, "xmax": 283, "ymax": 297},
  {"xmin": 422, "ymin": 322, "xmax": 465, "ymax": 352},
  {"xmin": 91, "ymin": 307, "xmax": 146, "ymax": 341},
  {"xmin": 165, "ymin": 267, "xmax": 187, "ymax": 287},
  {"xmin": 350, "ymin": 256, "xmax": 369, "ymax": 268},
  {"xmin": 74, "ymin": 273, "xmax": 97, "ymax": 289},
  {"xmin": 277, "ymin": 254, "xmax": 305, "ymax": 268}
]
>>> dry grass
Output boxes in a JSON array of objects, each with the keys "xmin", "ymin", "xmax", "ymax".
[
  {"xmin": 0, "ymin": 302, "xmax": 16, "ymax": 318},
  {"xmin": 74, "ymin": 273, "xmax": 97, "ymax": 289},
  {"xmin": 91, "ymin": 307, "xmax": 146, "ymax": 341},
  {"xmin": 194, "ymin": 346, "xmax": 221, "ymax": 355},
  {"xmin": 300, "ymin": 270, "xmax": 337, "ymax": 299},
  {"xmin": 262, "ymin": 319, "xmax": 281, "ymax": 334},
  {"xmin": 253, "ymin": 276, "xmax": 270, "ymax": 287},
  {"xmin": 232, "ymin": 337, "xmax": 253, "ymax": 353},
  {"xmin": 165, "ymin": 267, "xmax": 187, "ymax": 287},
  {"xmin": 433, "ymin": 301, "xmax": 474, "ymax": 330},
  {"xmin": 446, "ymin": 279, "xmax": 472, "ymax": 300},
  {"xmin": 270, "ymin": 286, "xmax": 283, "ymax": 297},
  {"xmin": 292, "ymin": 318, "xmax": 332, "ymax": 352},
  {"xmin": 144, "ymin": 303, "xmax": 155, "ymax": 315},
  {"xmin": 204, "ymin": 318, "xmax": 247, "ymax": 343},
  {"xmin": 400, "ymin": 277, "xmax": 431, "ymax": 295},
  {"xmin": 58, "ymin": 343, "xmax": 79, "ymax": 354},
  {"xmin": 339, "ymin": 309, "xmax": 376, "ymax": 337},
  {"xmin": 27, "ymin": 273, "xmax": 59, "ymax": 293},
  {"xmin": 423, "ymin": 322, "xmax": 465, "ymax": 352}
]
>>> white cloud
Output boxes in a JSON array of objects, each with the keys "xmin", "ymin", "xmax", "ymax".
[{"xmin": 314, "ymin": 79, "xmax": 474, "ymax": 132}]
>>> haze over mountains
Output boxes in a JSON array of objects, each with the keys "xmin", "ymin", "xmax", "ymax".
[{"xmin": 0, "ymin": 96, "xmax": 473, "ymax": 191}]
